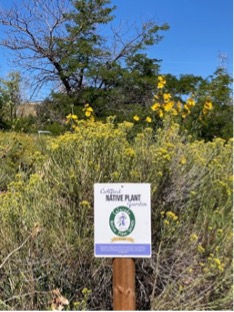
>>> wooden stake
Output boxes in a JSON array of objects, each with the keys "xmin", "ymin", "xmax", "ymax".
[{"xmin": 113, "ymin": 258, "xmax": 136, "ymax": 310}]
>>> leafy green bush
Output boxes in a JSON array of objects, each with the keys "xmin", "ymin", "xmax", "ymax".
[{"xmin": 0, "ymin": 118, "xmax": 232, "ymax": 310}]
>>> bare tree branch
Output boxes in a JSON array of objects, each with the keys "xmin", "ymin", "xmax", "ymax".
[{"xmin": 0, "ymin": 0, "xmax": 71, "ymax": 96}]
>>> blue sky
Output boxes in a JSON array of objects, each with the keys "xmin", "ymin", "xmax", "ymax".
[
  {"xmin": 111, "ymin": 0, "xmax": 233, "ymax": 77},
  {"xmin": 0, "ymin": 0, "xmax": 233, "ymax": 99}
]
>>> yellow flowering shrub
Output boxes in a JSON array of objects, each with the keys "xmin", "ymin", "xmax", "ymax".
[
  {"xmin": 0, "ymin": 101, "xmax": 232, "ymax": 310},
  {"xmin": 130, "ymin": 76, "xmax": 214, "ymax": 138}
]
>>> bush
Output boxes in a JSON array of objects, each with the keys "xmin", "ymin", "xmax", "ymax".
[
  {"xmin": 0, "ymin": 118, "xmax": 232, "ymax": 310},
  {"xmin": 0, "ymin": 131, "xmax": 47, "ymax": 191},
  {"xmin": 11, "ymin": 116, "xmax": 38, "ymax": 133}
]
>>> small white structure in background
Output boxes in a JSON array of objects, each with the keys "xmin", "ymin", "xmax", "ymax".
[
  {"xmin": 38, "ymin": 130, "xmax": 51, "ymax": 135},
  {"xmin": 94, "ymin": 183, "xmax": 151, "ymax": 258}
]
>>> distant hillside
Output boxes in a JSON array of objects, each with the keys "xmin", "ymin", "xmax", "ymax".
[{"xmin": 16, "ymin": 102, "xmax": 41, "ymax": 117}]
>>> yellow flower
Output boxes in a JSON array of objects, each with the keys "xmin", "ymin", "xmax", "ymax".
[
  {"xmin": 83, "ymin": 104, "xmax": 94, "ymax": 118},
  {"xmin": 180, "ymin": 156, "xmax": 187, "ymax": 165},
  {"xmin": 190, "ymin": 233, "xmax": 198, "ymax": 242},
  {"xmin": 163, "ymin": 93, "xmax": 171, "ymax": 103},
  {"xmin": 186, "ymin": 98, "xmax": 195, "ymax": 107},
  {"xmin": 171, "ymin": 108, "xmax": 178, "ymax": 116},
  {"xmin": 133, "ymin": 115, "xmax": 140, "ymax": 121},
  {"xmin": 202, "ymin": 100, "xmax": 213, "ymax": 115},
  {"xmin": 85, "ymin": 107, "xmax": 93, "ymax": 114},
  {"xmin": 66, "ymin": 113, "xmax": 78, "ymax": 120},
  {"xmin": 213, "ymin": 258, "xmax": 221, "ymax": 266},
  {"xmin": 204, "ymin": 100, "xmax": 213, "ymax": 110},
  {"xmin": 85, "ymin": 111, "xmax": 92, "ymax": 117},
  {"xmin": 163, "ymin": 101, "xmax": 174, "ymax": 112},
  {"xmin": 151, "ymin": 103, "xmax": 160, "ymax": 111},
  {"xmin": 166, "ymin": 211, "xmax": 178, "ymax": 221},
  {"xmin": 80, "ymin": 200, "xmax": 91, "ymax": 208},
  {"xmin": 51, "ymin": 142, "xmax": 59, "ymax": 150},
  {"xmin": 157, "ymin": 76, "xmax": 166, "ymax": 89},
  {"xmin": 145, "ymin": 116, "xmax": 152, "ymax": 123},
  {"xmin": 158, "ymin": 109, "xmax": 164, "ymax": 118},
  {"xmin": 197, "ymin": 244, "xmax": 205, "ymax": 253},
  {"xmin": 163, "ymin": 219, "xmax": 170, "ymax": 225},
  {"xmin": 66, "ymin": 113, "xmax": 78, "ymax": 123},
  {"xmin": 124, "ymin": 148, "xmax": 136, "ymax": 157}
]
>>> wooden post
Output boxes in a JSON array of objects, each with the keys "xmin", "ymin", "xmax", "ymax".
[{"xmin": 113, "ymin": 258, "xmax": 136, "ymax": 310}]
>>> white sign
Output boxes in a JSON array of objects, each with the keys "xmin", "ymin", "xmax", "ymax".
[{"xmin": 94, "ymin": 183, "xmax": 151, "ymax": 258}]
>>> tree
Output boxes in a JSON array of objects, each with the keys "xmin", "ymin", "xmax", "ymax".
[
  {"xmin": 0, "ymin": 72, "xmax": 22, "ymax": 124},
  {"xmin": 166, "ymin": 68, "xmax": 233, "ymax": 140},
  {"xmin": 0, "ymin": 0, "xmax": 73, "ymax": 96},
  {"xmin": 164, "ymin": 74, "xmax": 205, "ymax": 101},
  {"xmin": 0, "ymin": 0, "xmax": 169, "ymax": 106},
  {"xmin": 194, "ymin": 67, "xmax": 233, "ymax": 140}
]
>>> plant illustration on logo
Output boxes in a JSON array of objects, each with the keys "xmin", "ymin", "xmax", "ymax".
[{"xmin": 109, "ymin": 206, "xmax": 136, "ymax": 237}]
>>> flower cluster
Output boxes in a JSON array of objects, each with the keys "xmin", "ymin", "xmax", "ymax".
[
  {"xmin": 202, "ymin": 100, "xmax": 213, "ymax": 115},
  {"xmin": 190, "ymin": 233, "xmax": 199, "ymax": 242},
  {"xmin": 150, "ymin": 76, "xmax": 183, "ymax": 118},
  {"xmin": 181, "ymin": 97, "xmax": 195, "ymax": 118},
  {"xmin": 133, "ymin": 115, "xmax": 152, "ymax": 123},
  {"xmin": 207, "ymin": 254, "xmax": 224, "ymax": 272},
  {"xmin": 66, "ymin": 113, "xmax": 79, "ymax": 130},
  {"xmin": 66, "ymin": 113, "xmax": 78, "ymax": 123},
  {"xmin": 161, "ymin": 210, "xmax": 179, "ymax": 226},
  {"xmin": 66, "ymin": 104, "xmax": 95, "ymax": 130},
  {"xmin": 157, "ymin": 75, "xmax": 166, "ymax": 89},
  {"xmin": 149, "ymin": 75, "xmax": 213, "ymax": 121},
  {"xmin": 83, "ymin": 103, "xmax": 94, "ymax": 120}
]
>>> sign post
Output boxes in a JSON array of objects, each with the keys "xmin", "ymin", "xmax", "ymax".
[
  {"xmin": 113, "ymin": 258, "xmax": 135, "ymax": 310},
  {"xmin": 94, "ymin": 183, "xmax": 151, "ymax": 310}
]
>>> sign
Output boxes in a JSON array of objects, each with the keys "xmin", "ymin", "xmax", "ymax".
[{"xmin": 94, "ymin": 183, "xmax": 151, "ymax": 258}]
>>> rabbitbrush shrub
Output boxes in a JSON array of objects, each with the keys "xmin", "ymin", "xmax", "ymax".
[{"xmin": 0, "ymin": 117, "xmax": 232, "ymax": 310}]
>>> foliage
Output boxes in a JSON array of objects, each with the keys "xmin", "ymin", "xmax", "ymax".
[
  {"xmin": 0, "ymin": 72, "xmax": 22, "ymax": 127},
  {"xmin": 0, "ymin": 132, "xmax": 46, "ymax": 191},
  {"xmin": 0, "ymin": 113, "xmax": 232, "ymax": 310},
  {"xmin": 163, "ymin": 69, "xmax": 233, "ymax": 140},
  {"xmin": 33, "ymin": 68, "xmax": 232, "ymax": 140},
  {"xmin": 0, "ymin": 0, "xmax": 168, "ymax": 107}
]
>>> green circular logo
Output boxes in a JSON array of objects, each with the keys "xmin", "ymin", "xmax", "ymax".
[{"xmin": 109, "ymin": 206, "xmax": 135, "ymax": 237}]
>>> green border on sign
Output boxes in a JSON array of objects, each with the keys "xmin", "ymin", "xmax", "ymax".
[{"xmin": 109, "ymin": 206, "xmax": 136, "ymax": 237}]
